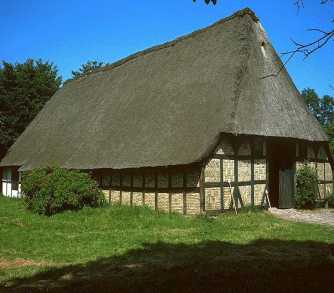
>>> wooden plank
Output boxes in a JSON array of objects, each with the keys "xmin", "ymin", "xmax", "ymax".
[
  {"xmin": 168, "ymin": 173, "xmax": 172, "ymax": 214},
  {"xmin": 154, "ymin": 173, "xmax": 158, "ymax": 211},
  {"xmin": 109, "ymin": 186, "xmax": 200, "ymax": 193},
  {"xmin": 324, "ymin": 162, "xmax": 326, "ymax": 197},
  {"xmin": 233, "ymin": 186, "xmax": 244, "ymax": 208},
  {"xmin": 204, "ymin": 180, "xmax": 267, "ymax": 188},
  {"xmin": 130, "ymin": 174, "xmax": 133, "ymax": 206},
  {"xmin": 109, "ymin": 175, "xmax": 113, "ymax": 204},
  {"xmin": 183, "ymin": 173, "xmax": 187, "ymax": 215},
  {"xmin": 199, "ymin": 165, "xmax": 205, "ymax": 212},
  {"xmin": 220, "ymin": 158, "xmax": 224, "ymax": 212},
  {"xmin": 296, "ymin": 157, "xmax": 329, "ymax": 163},
  {"xmin": 233, "ymin": 144, "xmax": 239, "ymax": 209},
  {"xmin": 323, "ymin": 143, "xmax": 334, "ymax": 193},
  {"xmin": 279, "ymin": 169, "xmax": 295, "ymax": 208},
  {"xmin": 250, "ymin": 139, "xmax": 255, "ymax": 207},
  {"xmin": 213, "ymin": 154, "xmax": 266, "ymax": 160},
  {"xmin": 119, "ymin": 174, "xmax": 123, "ymax": 204},
  {"xmin": 260, "ymin": 182, "xmax": 269, "ymax": 207},
  {"xmin": 142, "ymin": 174, "xmax": 145, "ymax": 205},
  {"xmin": 318, "ymin": 180, "xmax": 334, "ymax": 184}
]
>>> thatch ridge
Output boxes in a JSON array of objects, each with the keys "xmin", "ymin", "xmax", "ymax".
[{"xmin": 68, "ymin": 8, "xmax": 259, "ymax": 83}]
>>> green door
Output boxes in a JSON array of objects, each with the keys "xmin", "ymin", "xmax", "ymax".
[{"xmin": 279, "ymin": 169, "xmax": 295, "ymax": 208}]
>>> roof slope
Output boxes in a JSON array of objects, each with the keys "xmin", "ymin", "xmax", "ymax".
[{"xmin": 0, "ymin": 8, "xmax": 327, "ymax": 171}]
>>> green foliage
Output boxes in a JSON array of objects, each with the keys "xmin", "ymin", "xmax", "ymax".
[
  {"xmin": 21, "ymin": 167, "xmax": 105, "ymax": 216},
  {"xmin": 295, "ymin": 164, "xmax": 318, "ymax": 209},
  {"xmin": 302, "ymin": 88, "xmax": 321, "ymax": 120},
  {"xmin": 0, "ymin": 59, "xmax": 61, "ymax": 157},
  {"xmin": 301, "ymin": 88, "xmax": 334, "ymax": 151},
  {"xmin": 326, "ymin": 193, "xmax": 334, "ymax": 208},
  {"xmin": 70, "ymin": 60, "xmax": 109, "ymax": 80}
]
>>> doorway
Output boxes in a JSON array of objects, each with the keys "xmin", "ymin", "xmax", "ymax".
[{"xmin": 267, "ymin": 139, "xmax": 296, "ymax": 208}]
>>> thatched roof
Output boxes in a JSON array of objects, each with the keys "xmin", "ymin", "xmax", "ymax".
[{"xmin": 0, "ymin": 8, "xmax": 328, "ymax": 171}]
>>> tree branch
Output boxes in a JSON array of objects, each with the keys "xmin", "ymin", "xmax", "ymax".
[
  {"xmin": 267, "ymin": 0, "xmax": 334, "ymax": 78},
  {"xmin": 192, "ymin": 0, "xmax": 217, "ymax": 4},
  {"xmin": 282, "ymin": 29, "xmax": 334, "ymax": 59}
]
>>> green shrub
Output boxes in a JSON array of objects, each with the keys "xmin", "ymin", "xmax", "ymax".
[
  {"xmin": 326, "ymin": 193, "xmax": 334, "ymax": 208},
  {"xmin": 22, "ymin": 167, "xmax": 106, "ymax": 215},
  {"xmin": 295, "ymin": 164, "xmax": 318, "ymax": 209}
]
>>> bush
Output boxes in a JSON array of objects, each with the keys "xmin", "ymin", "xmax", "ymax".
[
  {"xmin": 22, "ymin": 167, "xmax": 106, "ymax": 215},
  {"xmin": 295, "ymin": 164, "xmax": 318, "ymax": 209},
  {"xmin": 326, "ymin": 193, "xmax": 334, "ymax": 208}
]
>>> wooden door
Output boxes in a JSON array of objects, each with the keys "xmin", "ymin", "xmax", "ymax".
[
  {"xmin": 279, "ymin": 169, "xmax": 295, "ymax": 208},
  {"xmin": 268, "ymin": 139, "xmax": 296, "ymax": 208}
]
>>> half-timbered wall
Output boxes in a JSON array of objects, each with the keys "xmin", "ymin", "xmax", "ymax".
[
  {"xmin": 1, "ymin": 136, "xmax": 332, "ymax": 214},
  {"xmin": 95, "ymin": 165, "xmax": 202, "ymax": 215},
  {"xmin": 296, "ymin": 143, "xmax": 333, "ymax": 199},
  {"xmin": 204, "ymin": 137, "xmax": 267, "ymax": 211}
]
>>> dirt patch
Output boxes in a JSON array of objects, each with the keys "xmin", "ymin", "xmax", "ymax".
[
  {"xmin": 0, "ymin": 258, "xmax": 50, "ymax": 270},
  {"xmin": 268, "ymin": 208, "xmax": 334, "ymax": 226}
]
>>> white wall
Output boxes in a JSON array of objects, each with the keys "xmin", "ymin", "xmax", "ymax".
[{"xmin": 1, "ymin": 168, "xmax": 21, "ymax": 198}]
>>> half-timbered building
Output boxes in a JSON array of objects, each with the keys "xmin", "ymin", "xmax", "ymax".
[{"xmin": 1, "ymin": 8, "xmax": 333, "ymax": 214}]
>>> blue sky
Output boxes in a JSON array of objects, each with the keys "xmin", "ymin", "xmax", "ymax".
[{"xmin": 1, "ymin": 0, "xmax": 333, "ymax": 96}]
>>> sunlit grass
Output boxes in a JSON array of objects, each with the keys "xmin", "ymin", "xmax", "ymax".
[{"xmin": 1, "ymin": 196, "xmax": 333, "ymax": 287}]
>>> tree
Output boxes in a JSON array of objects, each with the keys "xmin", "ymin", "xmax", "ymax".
[
  {"xmin": 70, "ymin": 60, "xmax": 108, "ymax": 80},
  {"xmin": 0, "ymin": 59, "xmax": 61, "ymax": 158},
  {"xmin": 301, "ymin": 88, "xmax": 321, "ymax": 121},
  {"xmin": 320, "ymin": 95, "xmax": 334, "ymax": 126},
  {"xmin": 301, "ymin": 88, "xmax": 334, "ymax": 152}
]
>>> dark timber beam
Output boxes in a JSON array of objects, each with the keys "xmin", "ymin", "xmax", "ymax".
[
  {"xmin": 233, "ymin": 141, "xmax": 240, "ymax": 209},
  {"xmin": 250, "ymin": 139, "xmax": 255, "ymax": 207},
  {"xmin": 130, "ymin": 174, "xmax": 133, "ymax": 207},
  {"xmin": 142, "ymin": 174, "xmax": 145, "ymax": 205},
  {"xmin": 154, "ymin": 173, "xmax": 158, "ymax": 211},
  {"xmin": 168, "ymin": 172, "xmax": 172, "ymax": 214},
  {"xmin": 109, "ymin": 175, "xmax": 112, "ymax": 204},
  {"xmin": 199, "ymin": 165, "xmax": 205, "ymax": 213},
  {"xmin": 183, "ymin": 173, "xmax": 187, "ymax": 215},
  {"xmin": 119, "ymin": 174, "xmax": 123, "ymax": 204},
  {"xmin": 220, "ymin": 158, "xmax": 224, "ymax": 212}
]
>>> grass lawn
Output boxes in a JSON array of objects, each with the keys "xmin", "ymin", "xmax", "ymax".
[{"xmin": 0, "ymin": 196, "xmax": 334, "ymax": 292}]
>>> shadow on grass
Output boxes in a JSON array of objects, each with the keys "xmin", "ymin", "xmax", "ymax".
[{"xmin": 4, "ymin": 239, "xmax": 334, "ymax": 292}]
